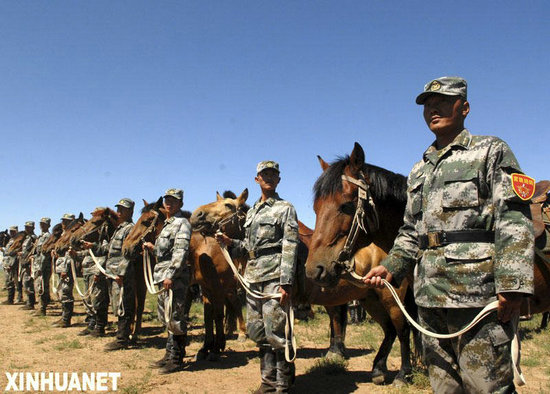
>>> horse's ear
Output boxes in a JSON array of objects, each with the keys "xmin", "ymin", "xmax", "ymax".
[
  {"xmin": 317, "ymin": 155, "xmax": 330, "ymax": 172},
  {"xmin": 237, "ymin": 188, "xmax": 249, "ymax": 205},
  {"xmin": 216, "ymin": 192, "xmax": 223, "ymax": 201},
  {"xmin": 78, "ymin": 212, "xmax": 84, "ymax": 221},
  {"xmin": 350, "ymin": 142, "xmax": 365, "ymax": 176},
  {"xmin": 153, "ymin": 196, "xmax": 163, "ymax": 210},
  {"xmin": 143, "ymin": 199, "xmax": 149, "ymax": 206}
]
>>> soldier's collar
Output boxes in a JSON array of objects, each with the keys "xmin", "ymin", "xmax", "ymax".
[
  {"xmin": 255, "ymin": 193, "xmax": 281, "ymax": 208},
  {"xmin": 423, "ymin": 129, "xmax": 472, "ymax": 160}
]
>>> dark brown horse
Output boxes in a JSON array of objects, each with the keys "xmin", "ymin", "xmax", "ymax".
[
  {"xmin": 189, "ymin": 190, "xmax": 250, "ymax": 360},
  {"xmin": 305, "ymin": 142, "xmax": 415, "ymax": 384},
  {"xmin": 53, "ymin": 213, "xmax": 87, "ymax": 258}
]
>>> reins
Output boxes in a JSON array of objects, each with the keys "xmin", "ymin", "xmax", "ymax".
[{"xmin": 338, "ymin": 172, "xmax": 525, "ymax": 387}]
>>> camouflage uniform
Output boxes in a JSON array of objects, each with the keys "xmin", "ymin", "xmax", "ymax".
[
  {"xmin": 230, "ymin": 191, "xmax": 299, "ymax": 393},
  {"xmin": 153, "ymin": 209, "xmax": 192, "ymax": 371},
  {"xmin": 94, "ymin": 220, "xmax": 134, "ymax": 344},
  {"xmin": 78, "ymin": 251, "xmax": 109, "ymax": 336},
  {"xmin": 32, "ymin": 230, "xmax": 52, "ymax": 313},
  {"xmin": 383, "ymin": 129, "xmax": 534, "ymax": 393},
  {"xmin": 55, "ymin": 252, "xmax": 75, "ymax": 326},
  {"xmin": 20, "ymin": 230, "xmax": 37, "ymax": 308},
  {"xmin": 2, "ymin": 237, "xmax": 18, "ymax": 304}
]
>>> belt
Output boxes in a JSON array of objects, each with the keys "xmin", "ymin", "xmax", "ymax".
[
  {"xmin": 418, "ymin": 230, "xmax": 495, "ymax": 249},
  {"xmin": 248, "ymin": 246, "xmax": 282, "ymax": 260}
]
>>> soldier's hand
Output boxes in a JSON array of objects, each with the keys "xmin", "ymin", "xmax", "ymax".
[
  {"xmin": 163, "ymin": 278, "xmax": 173, "ymax": 290},
  {"xmin": 80, "ymin": 241, "xmax": 93, "ymax": 249},
  {"xmin": 60, "ymin": 272, "xmax": 67, "ymax": 279},
  {"xmin": 115, "ymin": 275, "xmax": 124, "ymax": 286},
  {"xmin": 142, "ymin": 242, "xmax": 154, "ymax": 251},
  {"xmin": 215, "ymin": 232, "xmax": 232, "ymax": 247},
  {"xmin": 279, "ymin": 285, "xmax": 291, "ymax": 307},
  {"xmin": 68, "ymin": 248, "xmax": 77, "ymax": 258},
  {"xmin": 362, "ymin": 265, "xmax": 392, "ymax": 289},
  {"xmin": 497, "ymin": 292, "xmax": 523, "ymax": 323}
]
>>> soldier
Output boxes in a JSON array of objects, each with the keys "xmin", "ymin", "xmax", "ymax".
[
  {"xmin": 52, "ymin": 213, "xmax": 76, "ymax": 328},
  {"xmin": 82, "ymin": 199, "xmax": 135, "ymax": 345},
  {"xmin": 31, "ymin": 218, "xmax": 52, "ymax": 315},
  {"xmin": 19, "ymin": 221, "xmax": 38, "ymax": 310},
  {"xmin": 363, "ymin": 77, "xmax": 534, "ymax": 393},
  {"xmin": 1, "ymin": 226, "xmax": 19, "ymax": 305},
  {"xmin": 143, "ymin": 189, "xmax": 192, "ymax": 374},
  {"xmin": 216, "ymin": 161, "xmax": 299, "ymax": 393}
]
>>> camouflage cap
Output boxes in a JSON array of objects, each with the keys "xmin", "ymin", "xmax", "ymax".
[
  {"xmin": 416, "ymin": 76, "xmax": 468, "ymax": 105},
  {"xmin": 60, "ymin": 213, "xmax": 75, "ymax": 221},
  {"xmin": 164, "ymin": 188, "xmax": 183, "ymax": 200},
  {"xmin": 9, "ymin": 226, "xmax": 18, "ymax": 232},
  {"xmin": 40, "ymin": 217, "xmax": 51, "ymax": 225},
  {"xmin": 115, "ymin": 198, "xmax": 135, "ymax": 209},
  {"xmin": 24, "ymin": 221, "xmax": 35, "ymax": 227},
  {"xmin": 256, "ymin": 160, "xmax": 280, "ymax": 174}
]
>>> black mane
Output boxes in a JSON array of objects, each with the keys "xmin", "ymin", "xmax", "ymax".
[{"xmin": 313, "ymin": 155, "xmax": 408, "ymax": 205}]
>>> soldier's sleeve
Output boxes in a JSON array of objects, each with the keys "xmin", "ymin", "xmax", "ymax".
[
  {"xmin": 166, "ymin": 219, "xmax": 192, "ymax": 280},
  {"xmin": 382, "ymin": 173, "xmax": 421, "ymax": 285},
  {"xmin": 489, "ymin": 140, "xmax": 534, "ymax": 295},
  {"xmin": 92, "ymin": 239, "xmax": 109, "ymax": 257},
  {"xmin": 117, "ymin": 224, "xmax": 134, "ymax": 277},
  {"xmin": 280, "ymin": 204, "xmax": 299, "ymax": 286}
]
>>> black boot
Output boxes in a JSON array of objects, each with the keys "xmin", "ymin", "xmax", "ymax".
[
  {"xmin": 90, "ymin": 311, "xmax": 107, "ymax": 338},
  {"xmin": 253, "ymin": 346, "xmax": 277, "ymax": 394},
  {"xmin": 79, "ymin": 315, "xmax": 96, "ymax": 336},
  {"xmin": 104, "ymin": 318, "xmax": 132, "ymax": 351},
  {"xmin": 1, "ymin": 291, "xmax": 14, "ymax": 305},
  {"xmin": 159, "ymin": 334, "xmax": 186, "ymax": 374},
  {"xmin": 151, "ymin": 334, "xmax": 173, "ymax": 368},
  {"xmin": 275, "ymin": 349, "xmax": 295, "ymax": 393}
]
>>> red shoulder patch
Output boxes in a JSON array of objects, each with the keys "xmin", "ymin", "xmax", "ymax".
[{"xmin": 511, "ymin": 173, "xmax": 536, "ymax": 201}]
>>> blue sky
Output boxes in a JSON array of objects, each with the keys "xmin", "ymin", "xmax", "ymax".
[{"xmin": 1, "ymin": 1, "xmax": 548, "ymax": 230}]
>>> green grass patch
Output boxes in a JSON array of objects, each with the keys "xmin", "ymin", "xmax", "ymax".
[
  {"xmin": 306, "ymin": 356, "xmax": 348, "ymax": 375},
  {"xmin": 119, "ymin": 370, "xmax": 152, "ymax": 394},
  {"xmin": 54, "ymin": 339, "xmax": 83, "ymax": 351}
]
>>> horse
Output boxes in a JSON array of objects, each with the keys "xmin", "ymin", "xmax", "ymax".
[
  {"xmin": 189, "ymin": 190, "xmax": 250, "ymax": 360},
  {"xmin": 53, "ymin": 213, "xmax": 87, "ymax": 259},
  {"xmin": 191, "ymin": 188, "xmax": 375, "ymax": 365},
  {"xmin": 305, "ymin": 142, "xmax": 415, "ymax": 384},
  {"xmin": 0, "ymin": 229, "xmax": 10, "ymax": 248}
]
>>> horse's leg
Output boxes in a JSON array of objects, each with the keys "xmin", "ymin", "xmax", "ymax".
[
  {"xmin": 195, "ymin": 294, "xmax": 214, "ymax": 361},
  {"xmin": 210, "ymin": 296, "xmax": 226, "ymax": 361},
  {"xmin": 541, "ymin": 311, "xmax": 549, "ymax": 330},
  {"xmin": 226, "ymin": 290, "xmax": 247, "ymax": 342},
  {"xmin": 133, "ymin": 260, "xmax": 146, "ymax": 337},
  {"xmin": 361, "ymin": 291, "xmax": 396, "ymax": 385},
  {"xmin": 324, "ymin": 304, "xmax": 348, "ymax": 359}
]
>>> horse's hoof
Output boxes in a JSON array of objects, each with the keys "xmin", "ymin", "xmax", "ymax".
[
  {"xmin": 194, "ymin": 350, "xmax": 208, "ymax": 362},
  {"xmin": 237, "ymin": 333, "xmax": 247, "ymax": 342},
  {"xmin": 207, "ymin": 352, "xmax": 220, "ymax": 362},
  {"xmin": 324, "ymin": 351, "xmax": 345, "ymax": 361}
]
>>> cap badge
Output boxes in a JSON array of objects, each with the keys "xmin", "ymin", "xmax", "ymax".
[{"xmin": 429, "ymin": 81, "xmax": 441, "ymax": 91}]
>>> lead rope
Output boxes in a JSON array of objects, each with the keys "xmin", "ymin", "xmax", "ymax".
[
  {"xmin": 69, "ymin": 255, "xmax": 96, "ymax": 314},
  {"xmin": 142, "ymin": 250, "xmax": 177, "ymax": 335},
  {"xmin": 218, "ymin": 241, "xmax": 296, "ymax": 362},
  {"xmin": 346, "ymin": 270, "xmax": 525, "ymax": 386},
  {"xmin": 88, "ymin": 250, "xmax": 125, "ymax": 317}
]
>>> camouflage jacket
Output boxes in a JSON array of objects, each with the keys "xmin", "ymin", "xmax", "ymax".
[
  {"xmin": 383, "ymin": 129, "xmax": 534, "ymax": 308},
  {"xmin": 31, "ymin": 232, "xmax": 51, "ymax": 272},
  {"xmin": 76, "ymin": 250, "xmax": 106, "ymax": 277},
  {"xmin": 55, "ymin": 253, "xmax": 73, "ymax": 274},
  {"xmin": 93, "ymin": 221, "xmax": 133, "ymax": 277},
  {"xmin": 153, "ymin": 211, "xmax": 192, "ymax": 283},
  {"xmin": 2, "ymin": 238, "xmax": 17, "ymax": 269},
  {"xmin": 20, "ymin": 233, "xmax": 37, "ymax": 266},
  {"xmin": 231, "ymin": 193, "xmax": 299, "ymax": 285}
]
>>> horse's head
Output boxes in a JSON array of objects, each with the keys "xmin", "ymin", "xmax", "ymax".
[
  {"xmin": 122, "ymin": 197, "xmax": 166, "ymax": 259},
  {"xmin": 42, "ymin": 223, "xmax": 63, "ymax": 254},
  {"xmin": 7, "ymin": 231, "xmax": 28, "ymax": 254},
  {"xmin": 0, "ymin": 230, "xmax": 10, "ymax": 247},
  {"xmin": 306, "ymin": 142, "xmax": 407, "ymax": 288},
  {"xmin": 190, "ymin": 189, "xmax": 249, "ymax": 238},
  {"xmin": 71, "ymin": 207, "xmax": 118, "ymax": 248},
  {"xmin": 55, "ymin": 213, "xmax": 86, "ymax": 255}
]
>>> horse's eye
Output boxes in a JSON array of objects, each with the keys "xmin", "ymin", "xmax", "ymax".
[
  {"xmin": 339, "ymin": 202, "xmax": 355, "ymax": 216},
  {"xmin": 141, "ymin": 220, "xmax": 151, "ymax": 227},
  {"xmin": 225, "ymin": 203, "xmax": 236, "ymax": 212}
]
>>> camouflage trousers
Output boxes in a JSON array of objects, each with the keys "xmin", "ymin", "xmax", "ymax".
[
  {"xmin": 83, "ymin": 274, "xmax": 110, "ymax": 328},
  {"xmin": 110, "ymin": 269, "xmax": 135, "ymax": 324},
  {"xmin": 246, "ymin": 279, "xmax": 287, "ymax": 350},
  {"xmin": 418, "ymin": 306, "xmax": 517, "ymax": 394},
  {"xmin": 157, "ymin": 273, "xmax": 189, "ymax": 336},
  {"xmin": 33, "ymin": 262, "xmax": 51, "ymax": 309},
  {"xmin": 4, "ymin": 264, "xmax": 18, "ymax": 300},
  {"xmin": 21, "ymin": 264, "xmax": 35, "ymax": 304},
  {"xmin": 58, "ymin": 274, "xmax": 74, "ymax": 322}
]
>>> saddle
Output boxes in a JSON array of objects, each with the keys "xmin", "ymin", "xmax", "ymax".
[{"xmin": 530, "ymin": 180, "xmax": 550, "ymax": 239}]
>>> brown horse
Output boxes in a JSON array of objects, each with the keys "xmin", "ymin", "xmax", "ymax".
[
  {"xmin": 305, "ymin": 142, "xmax": 415, "ymax": 384},
  {"xmin": 53, "ymin": 213, "xmax": 86, "ymax": 258},
  {"xmin": 189, "ymin": 190, "xmax": 249, "ymax": 360},
  {"xmin": 192, "ymin": 189, "xmax": 377, "ymax": 364}
]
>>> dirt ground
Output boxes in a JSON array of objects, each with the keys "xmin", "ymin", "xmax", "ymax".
[{"xmin": 0, "ymin": 273, "xmax": 549, "ymax": 393}]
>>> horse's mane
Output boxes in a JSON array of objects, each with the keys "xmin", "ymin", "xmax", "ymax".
[
  {"xmin": 313, "ymin": 156, "xmax": 408, "ymax": 204},
  {"xmin": 66, "ymin": 218, "xmax": 86, "ymax": 231}
]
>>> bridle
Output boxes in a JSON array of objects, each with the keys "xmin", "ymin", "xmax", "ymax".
[
  {"xmin": 140, "ymin": 211, "xmax": 161, "ymax": 244},
  {"xmin": 333, "ymin": 171, "xmax": 379, "ymax": 274},
  {"xmin": 195, "ymin": 206, "xmax": 247, "ymax": 237},
  {"xmin": 78, "ymin": 219, "xmax": 113, "ymax": 244}
]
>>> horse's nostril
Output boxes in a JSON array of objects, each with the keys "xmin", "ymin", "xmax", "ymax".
[{"xmin": 315, "ymin": 265, "xmax": 325, "ymax": 282}]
